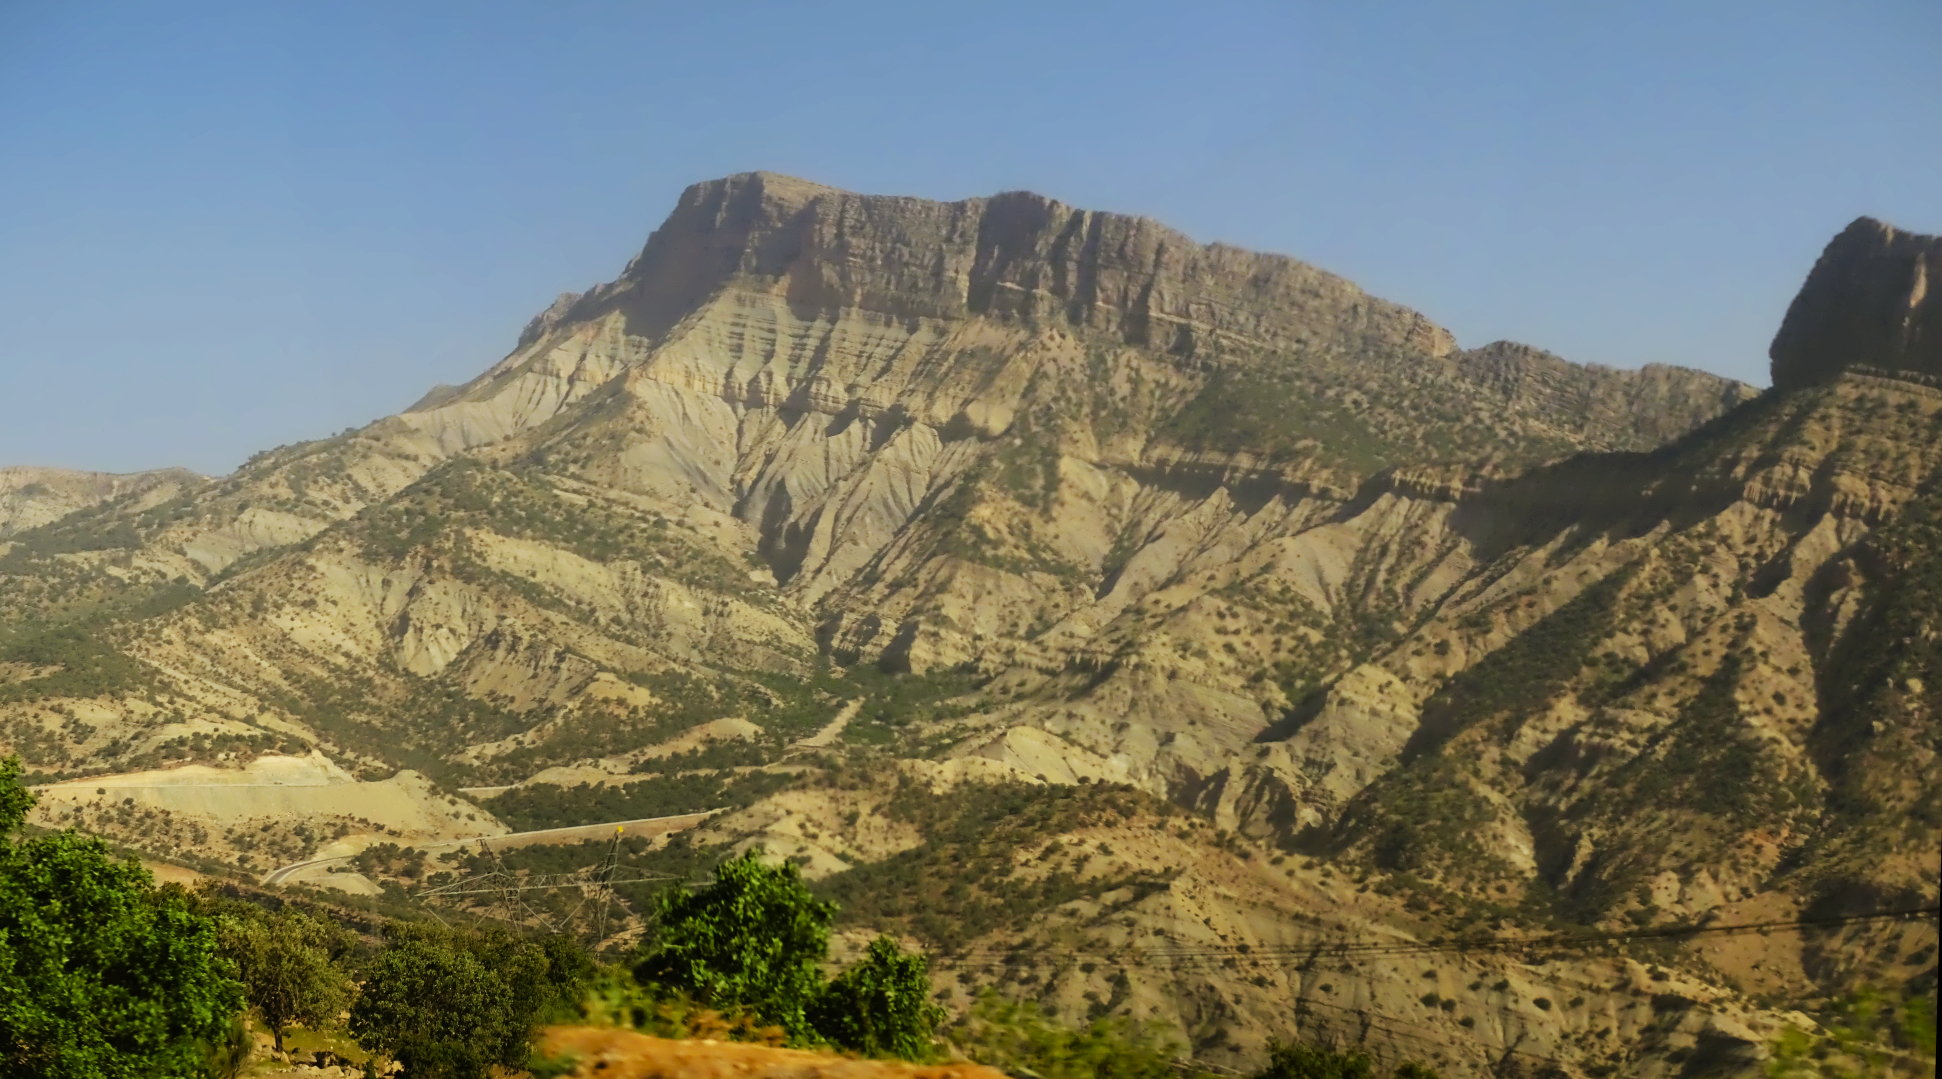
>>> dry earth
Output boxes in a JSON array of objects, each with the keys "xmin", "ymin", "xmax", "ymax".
[{"xmin": 539, "ymin": 1028, "xmax": 1009, "ymax": 1079}]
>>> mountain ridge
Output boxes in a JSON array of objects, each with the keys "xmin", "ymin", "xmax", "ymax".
[
  {"xmin": 0, "ymin": 177, "xmax": 1934, "ymax": 1077},
  {"xmin": 0, "ymin": 465, "xmax": 201, "ymax": 538},
  {"xmin": 1771, "ymin": 215, "xmax": 1942, "ymax": 390}
]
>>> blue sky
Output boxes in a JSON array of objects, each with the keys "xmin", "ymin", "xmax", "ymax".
[{"xmin": 2, "ymin": 1, "xmax": 1937, "ymax": 476}]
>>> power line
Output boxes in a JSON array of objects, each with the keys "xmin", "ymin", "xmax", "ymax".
[
  {"xmin": 931, "ymin": 906, "xmax": 1941, "ymax": 962},
  {"xmin": 920, "ymin": 906, "xmax": 1938, "ymax": 1073},
  {"xmin": 937, "ymin": 951, "xmax": 1570, "ymax": 1071}
]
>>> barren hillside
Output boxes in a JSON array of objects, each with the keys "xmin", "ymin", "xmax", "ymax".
[{"xmin": 1, "ymin": 176, "xmax": 1933, "ymax": 1076}]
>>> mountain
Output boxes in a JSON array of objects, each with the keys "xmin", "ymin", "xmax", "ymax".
[
  {"xmin": 1770, "ymin": 216, "xmax": 1941, "ymax": 390},
  {"xmin": 2, "ymin": 174, "xmax": 1933, "ymax": 1077},
  {"xmin": 0, "ymin": 465, "xmax": 199, "ymax": 537}
]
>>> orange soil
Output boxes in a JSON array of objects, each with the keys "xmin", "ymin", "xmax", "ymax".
[{"xmin": 537, "ymin": 1028, "xmax": 1011, "ymax": 1079}]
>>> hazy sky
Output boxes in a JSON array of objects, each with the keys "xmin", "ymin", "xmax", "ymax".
[{"xmin": 2, "ymin": 1, "xmax": 1937, "ymax": 476}]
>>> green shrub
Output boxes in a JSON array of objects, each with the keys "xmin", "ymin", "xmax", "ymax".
[
  {"xmin": 1766, "ymin": 988, "xmax": 1937, "ymax": 1079},
  {"xmin": 951, "ymin": 990, "xmax": 1190, "ymax": 1079},
  {"xmin": 214, "ymin": 908, "xmax": 353, "ymax": 1053},
  {"xmin": 1253, "ymin": 1040, "xmax": 1442, "ymax": 1079},
  {"xmin": 0, "ymin": 755, "xmax": 244, "ymax": 1077},
  {"xmin": 632, "ymin": 848, "xmax": 835, "ymax": 1040},
  {"xmin": 809, "ymin": 935, "xmax": 945, "ymax": 1061},
  {"xmin": 349, "ymin": 923, "xmax": 577, "ymax": 1079}
]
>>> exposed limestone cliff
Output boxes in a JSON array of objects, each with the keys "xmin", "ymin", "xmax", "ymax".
[
  {"xmin": 1771, "ymin": 216, "xmax": 1941, "ymax": 389},
  {"xmin": 509, "ymin": 172, "xmax": 1746, "ymax": 463}
]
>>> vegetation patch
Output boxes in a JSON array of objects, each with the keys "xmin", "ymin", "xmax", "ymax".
[
  {"xmin": 0, "ymin": 624, "xmax": 158, "ymax": 704},
  {"xmin": 357, "ymin": 459, "xmax": 775, "ymax": 606},
  {"xmin": 816, "ymin": 779, "xmax": 1179, "ymax": 952},
  {"xmin": 1408, "ymin": 563, "xmax": 1637, "ymax": 756},
  {"xmin": 487, "ymin": 770, "xmax": 796, "ymax": 832}
]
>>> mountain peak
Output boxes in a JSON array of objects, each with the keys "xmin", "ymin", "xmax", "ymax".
[
  {"xmin": 1770, "ymin": 215, "xmax": 1940, "ymax": 389},
  {"xmin": 597, "ymin": 171, "xmax": 1459, "ymax": 363}
]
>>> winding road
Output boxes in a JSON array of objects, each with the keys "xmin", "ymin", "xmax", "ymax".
[{"xmin": 261, "ymin": 808, "xmax": 721, "ymax": 886}]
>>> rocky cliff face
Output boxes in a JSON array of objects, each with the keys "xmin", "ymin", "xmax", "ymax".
[
  {"xmin": 1771, "ymin": 216, "xmax": 1942, "ymax": 389},
  {"xmin": 516, "ymin": 174, "xmax": 1744, "ymax": 459},
  {"xmin": 585, "ymin": 172, "xmax": 1455, "ymax": 356},
  {"xmin": 1, "ymin": 181, "xmax": 1932, "ymax": 1077}
]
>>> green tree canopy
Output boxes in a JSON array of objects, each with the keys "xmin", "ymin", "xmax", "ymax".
[
  {"xmin": 0, "ymin": 754, "xmax": 243, "ymax": 1078},
  {"xmin": 1255, "ymin": 1042, "xmax": 1374, "ymax": 1079},
  {"xmin": 809, "ymin": 934, "xmax": 945, "ymax": 1061},
  {"xmin": 951, "ymin": 990, "xmax": 1185, "ymax": 1079},
  {"xmin": 216, "ymin": 908, "xmax": 352, "ymax": 1053},
  {"xmin": 633, "ymin": 847, "xmax": 836, "ymax": 1039},
  {"xmin": 534, "ymin": 932, "xmax": 598, "ymax": 1019},
  {"xmin": 0, "ymin": 756, "xmax": 33, "ymax": 828},
  {"xmin": 349, "ymin": 923, "xmax": 570, "ymax": 1079},
  {"xmin": 1253, "ymin": 1041, "xmax": 1440, "ymax": 1079},
  {"xmin": 1766, "ymin": 989, "xmax": 1937, "ymax": 1079}
]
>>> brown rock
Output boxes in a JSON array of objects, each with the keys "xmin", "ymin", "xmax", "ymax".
[
  {"xmin": 579, "ymin": 170, "xmax": 1454, "ymax": 363},
  {"xmin": 1770, "ymin": 216, "xmax": 1942, "ymax": 389}
]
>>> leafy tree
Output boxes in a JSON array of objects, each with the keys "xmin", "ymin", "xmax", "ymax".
[
  {"xmin": 476, "ymin": 928, "xmax": 583, "ymax": 1034},
  {"xmin": 351, "ymin": 933, "xmax": 510, "ymax": 1079},
  {"xmin": 0, "ymin": 756, "xmax": 32, "ymax": 827},
  {"xmin": 348, "ymin": 923, "xmax": 558, "ymax": 1079},
  {"xmin": 0, "ymin": 754, "xmax": 244, "ymax": 1077},
  {"xmin": 952, "ymin": 990, "xmax": 1187, "ymax": 1079},
  {"xmin": 216, "ymin": 908, "xmax": 352, "ymax": 1053},
  {"xmin": 1766, "ymin": 989, "xmax": 1937, "ymax": 1079},
  {"xmin": 1253, "ymin": 1041, "xmax": 1440, "ymax": 1079},
  {"xmin": 1254, "ymin": 1041, "xmax": 1373, "ymax": 1079},
  {"xmin": 534, "ymin": 933, "xmax": 598, "ymax": 1021},
  {"xmin": 633, "ymin": 847, "xmax": 835, "ymax": 1039},
  {"xmin": 195, "ymin": 1015, "xmax": 253, "ymax": 1079},
  {"xmin": 808, "ymin": 934, "xmax": 945, "ymax": 1060},
  {"xmin": 579, "ymin": 972, "xmax": 786, "ymax": 1047}
]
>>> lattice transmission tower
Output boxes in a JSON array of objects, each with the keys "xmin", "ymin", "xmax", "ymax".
[{"xmin": 412, "ymin": 827, "xmax": 691, "ymax": 949}]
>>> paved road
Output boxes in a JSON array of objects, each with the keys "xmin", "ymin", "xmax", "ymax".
[
  {"xmin": 261, "ymin": 808, "xmax": 720, "ymax": 886},
  {"xmin": 263, "ymin": 854, "xmax": 348, "ymax": 886}
]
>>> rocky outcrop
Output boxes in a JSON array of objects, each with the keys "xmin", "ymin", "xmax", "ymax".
[
  {"xmin": 597, "ymin": 171, "xmax": 1453, "ymax": 358},
  {"xmin": 1453, "ymin": 341, "xmax": 1759, "ymax": 448},
  {"xmin": 505, "ymin": 172, "xmax": 1745, "ymax": 446},
  {"xmin": 1771, "ymin": 216, "xmax": 1941, "ymax": 389}
]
